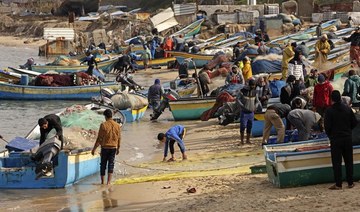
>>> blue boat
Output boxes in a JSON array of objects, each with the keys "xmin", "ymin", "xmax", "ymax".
[
  {"xmin": 0, "ymin": 149, "xmax": 100, "ymax": 189},
  {"xmin": 0, "ymin": 82, "xmax": 121, "ymax": 100}
]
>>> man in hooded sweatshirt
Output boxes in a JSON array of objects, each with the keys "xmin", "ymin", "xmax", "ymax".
[
  {"xmin": 325, "ymin": 90, "xmax": 357, "ymax": 190},
  {"xmin": 343, "ymin": 70, "xmax": 360, "ymax": 107},
  {"xmin": 313, "ymin": 73, "xmax": 333, "ymax": 130},
  {"xmin": 287, "ymin": 109, "xmax": 322, "ymax": 141},
  {"xmin": 226, "ymin": 65, "xmax": 244, "ymax": 85}
]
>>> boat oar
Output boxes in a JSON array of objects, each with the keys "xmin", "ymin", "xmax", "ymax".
[{"xmin": 1, "ymin": 137, "xmax": 9, "ymax": 144}]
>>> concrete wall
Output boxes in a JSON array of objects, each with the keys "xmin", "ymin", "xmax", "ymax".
[
  {"xmin": 297, "ymin": 0, "xmax": 314, "ymax": 18},
  {"xmin": 198, "ymin": 4, "xmax": 265, "ymax": 18}
]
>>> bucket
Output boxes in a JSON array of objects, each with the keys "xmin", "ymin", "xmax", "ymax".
[{"xmin": 20, "ymin": 74, "xmax": 29, "ymax": 85}]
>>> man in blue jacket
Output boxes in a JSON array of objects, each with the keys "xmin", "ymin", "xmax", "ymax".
[{"xmin": 157, "ymin": 125, "xmax": 187, "ymax": 162}]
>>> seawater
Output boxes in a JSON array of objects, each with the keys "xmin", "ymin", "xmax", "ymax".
[{"xmin": 0, "ymin": 45, "xmax": 176, "ymax": 210}]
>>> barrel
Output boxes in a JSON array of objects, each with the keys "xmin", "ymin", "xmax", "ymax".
[{"xmin": 20, "ymin": 74, "xmax": 29, "ymax": 85}]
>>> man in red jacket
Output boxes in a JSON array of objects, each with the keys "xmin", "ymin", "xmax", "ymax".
[{"xmin": 313, "ymin": 73, "xmax": 333, "ymax": 130}]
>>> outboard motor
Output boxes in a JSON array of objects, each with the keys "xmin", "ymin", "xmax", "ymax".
[
  {"xmin": 150, "ymin": 89, "xmax": 180, "ymax": 120},
  {"xmin": 20, "ymin": 57, "xmax": 35, "ymax": 70},
  {"xmin": 32, "ymin": 137, "xmax": 62, "ymax": 179}
]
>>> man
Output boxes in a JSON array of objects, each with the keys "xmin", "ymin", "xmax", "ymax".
[
  {"xmin": 157, "ymin": 125, "xmax": 187, "ymax": 162},
  {"xmin": 255, "ymin": 76, "xmax": 272, "ymax": 108},
  {"xmin": 91, "ymin": 109, "xmax": 121, "ymax": 185},
  {"xmin": 141, "ymin": 45, "xmax": 151, "ymax": 70},
  {"xmin": 343, "ymin": 27, "xmax": 360, "ymax": 67},
  {"xmin": 287, "ymin": 109, "xmax": 322, "ymax": 141},
  {"xmin": 280, "ymin": 75, "xmax": 299, "ymax": 106},
  {"xmin": 225, "ymin": 65, "xmax": 244, "ymax": 85},
  {"xmin": 242, "ymin": 56, "xmax": 252, "ymax": 82},
  {"xmin": 304, "ymin": 69, "xmax": 318, "ymax": 88},
  {"xmin": 281, "ymin": 42, "xmax": 296, "ymax": 80},
  {"xmin": 287, "ymin": 50, "xmax": 304, "ymax": 81},
  {"xmin": 38, "ymin": 114, "xmax": 64, "ymax": 149},
  {"xmin": 313, "ymin": 73, "xmax": 333, "ymax": 129},
  {"xmin": 296, "ymin": 42, "xmax": 310, "ymax": 58},
  {"xmin": 178, "ymin": 61, "xmax": 189, "ymax": 79},
  {"xmin": 262, "ymin": 103, "xmax": 291, "ymax": 144},
  {"xmin": 316, "ymin": 23, "xmax": 322, "ymax": 38},
  {"xmin": 68, "ymin": 11, "xmax": 75, "ymax": 28},
  {"xmin": 325, "ymin": 90, "xmax": 357, "ymax": 190},
  {"xmin": 81, "ymin": 52, "xmax": 98, "ymax": 76},
  {"xmin": 314, "ymin": 34, "xmax": 331, "ymax": 68},
  {"xmin": 233, "ymin": 42, "xmax": 242, "ymax": 61},
  {"xmin": 343, "ymin": 70, "xmax": 360, "ymax": 107},
  {"xmin": 237, "ymin": 79, "xmax": 262, "ymax": 144},
  {"xmin": 148, "ymin": 79, "xmax": 164, "ymax": 113}
]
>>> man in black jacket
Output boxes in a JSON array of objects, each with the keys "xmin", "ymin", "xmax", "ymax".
[
  {"xmin": 343, "ymin": 27, "xmax": 360, "ymax": 67},
  {"xmin": 38, "ymin": 114, "xmax": 64, "ymax": 149},
  {"xmin": 325, "ymin": 90, "xmax": 358, "ymax": 190}
]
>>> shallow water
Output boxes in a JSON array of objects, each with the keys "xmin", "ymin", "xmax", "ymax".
[{"xmin": 0, "ymin": 45, "xmax": 179, "ymax": 210}]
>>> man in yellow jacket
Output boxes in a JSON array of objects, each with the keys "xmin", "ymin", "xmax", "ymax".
[
  {"xmin": 314, "ymin": 34, "xmax": 331, "ymax": 69},
  {"xmin": 242, "ymin": 56, "xmax": 253, "ymax": 82},
  {"xmin": 281, "ymin": 42, "xmax": 296, "ymax": 80}
]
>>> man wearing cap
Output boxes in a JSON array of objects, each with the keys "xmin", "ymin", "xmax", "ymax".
[
  {"xmin": 148, "ymin": 79, "xmax": 164, "ymax": 113},
  {"xmin": 314, "ymin": 34, "xmax": 331, "ymax": 68},
  {"xmin": 38, "ymin": 114, "xmax": 64, "ymax": 148},
  {"xmin": 325, "ymin": 90, "xmax": 357, "ymax": 190},
  {"xmin": 92, "ymin": 109, "xmax": 122, "ymax": 185},
  {"xmin": 343, "ymin": 27, "xmax": 360, "ymax": 67},
  {"xmin": 287, "ymin": 109, "xmax": 322, "ymax": 141},
  {"xmin": 313, "ymin": 73, "xmax": 333, "ymax": 130},
  {"xmin": 236, "ymin": 79, "xmax": 262, "ymax": 144},
  {"xmin": 281, "ymin": 42, "xmax": 296, "ymax": 80}
]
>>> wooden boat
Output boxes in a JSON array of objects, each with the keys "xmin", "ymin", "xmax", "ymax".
[
  {"xmin": 31, "ymin": 57, "xmax": 118, "ymax": 74},
  {"xmin": 168, "ymin": 97, "xmax": 216, "ymax": 121},
  {"xmin": 135, "ymin": 57, "xmax": 176, "ymax": 69},
  {"xmin": 0, "ymin": 102, "xmax": 128, "ymax": 189},
  {"xmin": 269, "ymin": 19, "xmax": 340, "ymax": 45},
  {"xmin": 320, "ymin": 61, "xmax": 352, "ymax": 81},
  {"xmin": 0, "ymin": 69, "xmax": 21, "ymax": 83},
  {"xmin": 8, "ymin": 67, "xmax": 40, "ymax": 77},
  {"xmin": 0, "ymin": 149, "xmax": 100, "ymax": 189},
  {"xmin": 169, "ymin": 51, "xmax": 213, "ymax": 68},
  {"xmin": 0, "ymin": 81, "xmax": 120, "ymax": 100},
  {"xmin": 264, "ymin": 139, "xmax": 360, "ymax": 188},
  {"xmin": 171, "ymin": 18, "xmax": 205, "ymax": 38}
]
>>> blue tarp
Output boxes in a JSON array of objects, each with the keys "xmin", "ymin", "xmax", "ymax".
[
  {"xmin": 251, "ymin": 59, "xmax": 282, "ymax": 75},
  {"xmin": 5, "ymin": 137, "xmax": 39, "ymax": 152}
]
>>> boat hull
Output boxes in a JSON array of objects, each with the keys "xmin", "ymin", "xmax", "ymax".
[
  {"xmin": 0, "ymin": 82, "xmax": 120, "ymax": 100},
  {"xmin": 0, "ymin": 150, "xmax": 100, "ymax": 189},
  {"xmin": 31, "ymin": 57, "xmax": 118, "ymax": 74},
  {"xmin": 169, "ymin": 98, "xmax": 216, "ymax": 121},
  {"xmin": 135, "ymin": 57, "xmax": 176, "ymax": 69},
  {"xmin": 264, "ymin": 140, "xmax": 360, "ymax": 188},
  {"xmin": 121, "ymin": 105, "xmax": 148, "ymax": 123}
]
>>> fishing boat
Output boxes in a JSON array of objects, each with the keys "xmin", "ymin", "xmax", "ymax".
[
  {"xmin": 269, "ymin": 19, "xmax": 340, "ymax": 45},
  {"xmin": 31, "ymin": 57, "xmax": 118, "ymax": 74},
  {"xmin": 168, "ymin": 97, "xmax": 216, "ymax": 121},
  {"xmin": 135, "ymin": 57, "xmax": 176, "ymax": 69},
  {"xmin": 169, "ymin": 51, "xmax": 213, "ymax": 68},
  {"xmin": 264, "ymin": 139, "xmax": 360, "ymax": 188},
  {"xmin": 0, "ymin": 148, "xmax": 100, "ymax": 189},
  {"xmin": 321, "ymin": 61, "xmax": 352, "ymax": 81},
  {"xmin": 0, "ymin": 81, "xmax": 120, "ymax": 100},
  {"xmin": 171, "ymin": 18, "xmax": 205, "ymax": 38},
  {"xmin": 0, "ymin": 69, "xmax": 21, "ymax": 83},
  {"xmin": 0, "ymin": 103, "xmax": 127, "ymax": 189}
]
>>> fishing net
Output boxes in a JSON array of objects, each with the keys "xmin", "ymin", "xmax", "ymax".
[
  {"xmin": 50, "ymin": 56, "xmax": 81, "ymax": 66},
  {"xmin": 59, "ymin": 105, "xmax": 105, "ymax": 150}
]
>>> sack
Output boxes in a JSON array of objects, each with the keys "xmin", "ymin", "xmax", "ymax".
[{"xmin": 269, "ymin": 80, "xmax": 286, "ymax": 98}]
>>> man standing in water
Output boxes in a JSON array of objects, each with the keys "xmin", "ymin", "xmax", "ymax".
[
  {"xmin": 157, "ymin": 125, "xmax": 187, "ymax": 162},
  {"xmin": 92, "ymin": 109, "xmax": 122, "ymax": 185}
]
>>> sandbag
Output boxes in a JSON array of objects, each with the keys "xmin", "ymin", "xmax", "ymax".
[{"xmin": 111, "ymin": 93, "xmax": 131, "ymax": 110}]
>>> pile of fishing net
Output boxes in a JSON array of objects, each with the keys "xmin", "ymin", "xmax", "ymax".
[
  {"xmin": 50, "ymin": 56, "xmax": 81, "ymax": 66},
  {"xmin": 59, "ymin": 105, "xmax": 105, "ymax": 150},
  {"xmin": 111, "ymin": 93, "xmax": 148, "ymax": 110}
]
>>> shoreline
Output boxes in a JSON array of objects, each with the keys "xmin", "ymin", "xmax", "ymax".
[{"xmin": 0, "ymin": 36, "xmax": 46, "ymax": 47}]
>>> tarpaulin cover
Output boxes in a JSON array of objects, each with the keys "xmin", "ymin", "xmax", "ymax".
[
  {"xmin": 238, "ymin": 47, "xmax": 258, "ymax": 60},
  {"xmin": 251, "ymin": 59, "xmax": 282, "ymax": 75},
  {"xmin": 6, "ymin": 137, "xmax": 39, "ymax": 152}
]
